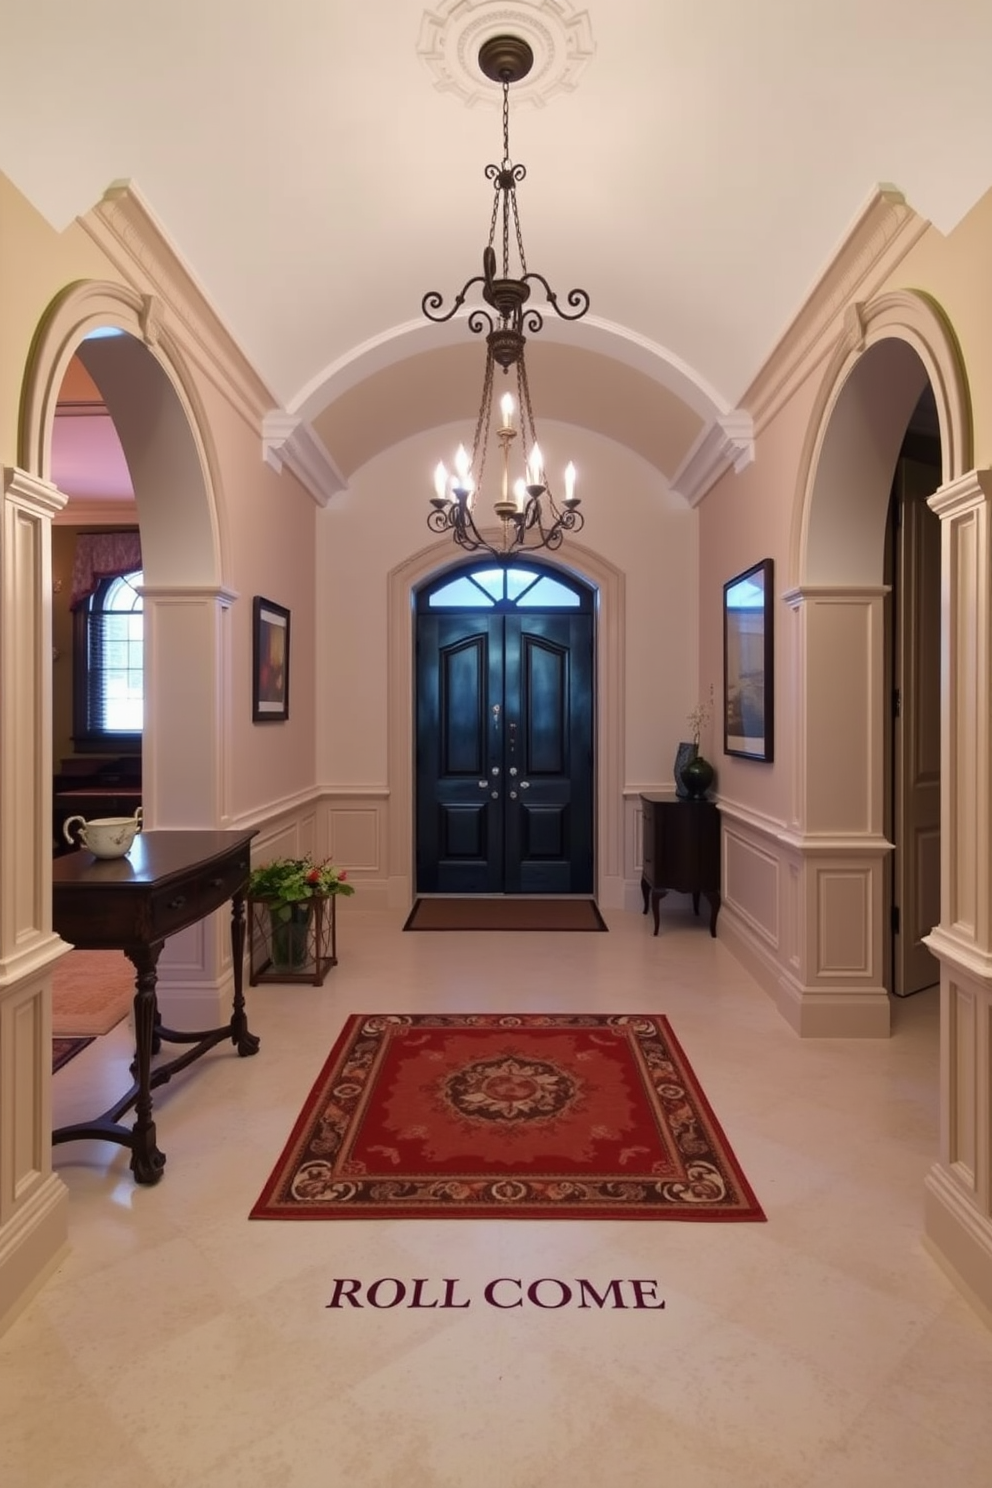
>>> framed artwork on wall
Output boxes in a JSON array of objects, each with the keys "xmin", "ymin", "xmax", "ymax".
[
  {"xmin": 723, "ymin": 558, "xmax": 773, "ymax": 761},
  {"xmin": 252, "ymin": 596, "xmax": 290, "ymax": 723}
]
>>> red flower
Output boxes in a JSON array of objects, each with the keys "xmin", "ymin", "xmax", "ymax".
[
  {"xmin": 306, "ymin": 868, "xmax": 321, "ymax": 884},
  {"xmin": 338, "ymin": 870, "xmax": 348, "ymax": 881}
]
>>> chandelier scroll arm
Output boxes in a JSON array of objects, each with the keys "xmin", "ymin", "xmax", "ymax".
[
  {"xmin": 421, "ymin": 272, "xmax": 488, "ymax": 325},
  {"xmin": 521, "ymin": 273, "xmax": 591, "ymax": 322}
]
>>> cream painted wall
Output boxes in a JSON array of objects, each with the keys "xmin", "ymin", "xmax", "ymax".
[
  {"xmin": 698, "ymin": 377, "xmax": 819, "ymax": 824},
  {"xmin": 314, "ymin": 421, "xmax": 699, "ymax": 797},
  {"xmin": 190, "ymin": 375, "xmax": 318, "ymax": 821}
]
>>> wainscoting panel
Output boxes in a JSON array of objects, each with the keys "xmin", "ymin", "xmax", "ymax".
[
  {"xmin": 7, "ymin": 981, "xmax": 45, "ymax": 1198},
  {"xmin": 950, "ymin": 977, "xmax": 977, "ymax": 1187},
  {"xmin": 327, "ymin": 806, "xmax": 380, "ymax": 873},
  {"xmin": 723, "ymin": 825, "xmax": 780, "ymax": 949},
  {"xmin": 319, "ymin": 793, "xmax": 389, "ymax": 907},
  {"xmin": 786, "ymin": 859, "xmax": 802, "ymax": 971},
  {"xmin": 815, "ymin": 868, "xmax": 872, "ymax": 976}
]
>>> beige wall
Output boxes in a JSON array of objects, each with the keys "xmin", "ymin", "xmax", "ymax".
[{"xmin": 315, "ymin": 420, "xmax": 701, "ymax": 903}]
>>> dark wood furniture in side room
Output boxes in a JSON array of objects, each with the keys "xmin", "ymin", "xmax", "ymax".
[
  {"xmin": 639, "ymin": 794, "xmax": 721, "ymax": 936},
  {"xmin": 51, "ymin": 829, "xmax": 258, "ymax": 1184}
]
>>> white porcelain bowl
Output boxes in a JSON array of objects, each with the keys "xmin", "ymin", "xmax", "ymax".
[{"xmin": 63, "ymin": 808, "xmax": 143, "ymax": 859}]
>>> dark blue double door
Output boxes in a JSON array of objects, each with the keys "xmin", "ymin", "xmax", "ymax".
[{"xmin": 416, "ymin": 610, "xmax": 594, "ymax": 894}]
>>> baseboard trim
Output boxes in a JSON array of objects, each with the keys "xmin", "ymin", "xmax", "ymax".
[
  {"xmin": 924, "ymin": 1165, "xmax": 992, "ymax": 1328},
  {"xmin": 0, "ymin": 1175, "xmax": 69, "ymax": 1338},
  {"xmin": 720, "ymin": 907, "xmax": 892, "ymax": 1037}
]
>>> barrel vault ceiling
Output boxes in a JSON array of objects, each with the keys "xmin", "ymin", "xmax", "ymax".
[{"xmin": 5, "ymin": 1, "xmax": 992, "ymax": 508}]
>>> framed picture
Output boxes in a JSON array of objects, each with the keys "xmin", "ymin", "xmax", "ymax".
[
  {"xmin": 723, "ymin": 559, "xmax": 773, "ymax": 761},
  {"xmin": 252, "ymin": 596, "xmax": 290, "ymax": 723}
]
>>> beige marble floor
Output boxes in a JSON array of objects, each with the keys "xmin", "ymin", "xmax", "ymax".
[{"xmin": 3, "ymin": 901, "xmax": 992, "ymax": 1487}]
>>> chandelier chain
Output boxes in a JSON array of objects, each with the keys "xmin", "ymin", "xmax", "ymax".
[{"xmin": 471, "ymin": 350, "xmax": 496, "ymax": 490}]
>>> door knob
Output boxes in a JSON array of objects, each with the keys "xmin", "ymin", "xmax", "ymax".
[
  {"xmin": 510, "ymin": 790, "xmax": 518, "ymax": 800},
  {"xmin": 478, "ymin": 780, "xmax": 487, "ymax": 789},
  {"xmin": 520, "ymin": 781, "xmax": 530, "ymax": 789},
  {"xmin": 491, "ymin": 791, "xmax": 499, "ymax": 800}
]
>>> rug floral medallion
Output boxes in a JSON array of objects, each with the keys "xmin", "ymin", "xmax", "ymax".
[{"xmin": 251, "ymin": 1014, "xmax": 765, "ymax": 1222}]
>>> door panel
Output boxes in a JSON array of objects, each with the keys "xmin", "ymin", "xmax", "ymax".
[
  {"xmin": 417, "ymin": 615, "xmax": 502, "ymax": 893},
  {"xmin": 416, "ymin": 608, "xmax": 593, "ymax": 894},
  {"xmin": 504, "ymin": 613, "xmax": 593, "ymax": 893}
]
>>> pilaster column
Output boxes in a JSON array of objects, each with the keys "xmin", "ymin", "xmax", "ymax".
[
  {"xmin": 140, "ymin": 584, "xmax": 238, "ymax": 1026},
  {"xmin": 779, "ymin": 585, "xmax": 891, "ymax": 1036},
  {"xmin": 0, "ymin": 468, "xmax": 69, "ymax": 1334},
  {"xmin": 923, "ymin": 469, "xmax": 992, "ymax": 1318}
]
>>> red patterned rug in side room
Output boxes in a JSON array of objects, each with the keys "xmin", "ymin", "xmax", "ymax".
[{"xmin": 250, "ymin": 1013, "xmax": 765, "ymax": 1222}]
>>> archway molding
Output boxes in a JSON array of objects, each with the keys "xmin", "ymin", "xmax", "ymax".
[
  {"xmin": 386, "ymin": 534, "xmax": 626, "ymax": 910},
  {"xmin": 792, "ymin": 288, "xmax": 971, "ymax": 588},
  {"xmin": 19, "ymin": 278, "xmax": 226, "ymax": 586}
]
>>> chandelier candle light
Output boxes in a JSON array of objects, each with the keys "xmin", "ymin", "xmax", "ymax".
[{"xmin": 423, "ymin": 34, "xmax": 590, "ymax": 559}]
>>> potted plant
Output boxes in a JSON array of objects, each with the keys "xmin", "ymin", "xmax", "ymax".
[{"xmin": 247, "ymin": 856, "xmax": 355, "ymax": 981}]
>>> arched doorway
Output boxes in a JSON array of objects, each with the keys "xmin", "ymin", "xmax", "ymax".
[
  {"xmin": 787, "ymin": 291, "xmax": 970, "ymax": 1038},
  {"xmin": 20, "ymin": 284, "xmax": 231, "ymax": 834},
  {"xmin": 386, "ymin": 538, "xmax": 625, "ymax": 911},
  {"xmin": 1, "ymin": 278, "xmax": 234, "ymax": 1332},
  {"xmin": 793, "ymin": 291, "xmax": 992, "ymax": 1313},
  {"xmin": 414, "ymin": 561, "xmax": 595, "ymax": 894}
]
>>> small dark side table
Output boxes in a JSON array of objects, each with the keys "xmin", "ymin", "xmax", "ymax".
[
  {"xmin": 51, "ymin": 828, "xmax": 258, "ymax": 1184},
  {"xmin": 639, "ymin": 794, "xmax": 721, "ymax": 936}
]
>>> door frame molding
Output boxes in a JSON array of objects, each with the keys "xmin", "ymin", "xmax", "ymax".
[{"xmin": 385, "ymin": 536, "xmax": 625, "ymax": 909}]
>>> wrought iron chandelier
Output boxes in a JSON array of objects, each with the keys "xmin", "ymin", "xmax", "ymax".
[{"xmin": 423, "ymin": 35, "xmax": 590, "ymax": 559}]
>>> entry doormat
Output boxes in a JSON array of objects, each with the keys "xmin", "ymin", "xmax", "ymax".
[
  {"xmin": 403, "ymin": 897, "xmax": 607, "ymax": 932},
  {"xmin": 250, "ymin": 1013, "xmax": 765, "ymax": 1222}
]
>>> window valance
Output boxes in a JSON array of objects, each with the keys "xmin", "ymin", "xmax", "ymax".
[{"xmin": 70, "ymin": 531, "xmax": 142, "ymax": 609}]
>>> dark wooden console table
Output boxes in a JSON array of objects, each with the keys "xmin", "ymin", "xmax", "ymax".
[
  {"xmin": 640, "ymin": 794, "xmax": 721, "ymax": 936},
  {"xmin": 51, "ymin": 828, "xmax": 258, "ymax": 1184}
]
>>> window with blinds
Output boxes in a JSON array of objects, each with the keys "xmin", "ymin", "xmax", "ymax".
[{"xmin": 73, "ymin": 568, "xmax": 144, "ymax": 748}]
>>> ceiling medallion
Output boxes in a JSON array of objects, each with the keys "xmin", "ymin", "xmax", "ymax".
[
  {"xmin": 421, "ymin": 33, "xmax": 590, "ymax": 559},
  {"xmin": 417, "ymin": 0, "xmax": 595, "ymax": 108}
]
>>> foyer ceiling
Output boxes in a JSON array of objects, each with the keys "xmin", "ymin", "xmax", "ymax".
[{"xmin": 5, "ymin": 1, "xmax": 992, "ymax": 503}]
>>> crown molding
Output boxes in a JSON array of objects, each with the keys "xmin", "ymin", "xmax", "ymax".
[
  {"xmin": 80, "ymin": 182, "xmax": 275, "ymax": 433},
  {"xmin": 670, "ymin": 411, "xmax": 754, "ymax": 506},
  {"xmin": 261, "ymin": 413, "xmax": 347, "ymax": 508},
  {"xmin": 742, "ymin": 186, "xmax": 930, "ymax": 434},
  {"xmin": 53, "ymin": 499, "xmax": 138, "ymax": 527}
]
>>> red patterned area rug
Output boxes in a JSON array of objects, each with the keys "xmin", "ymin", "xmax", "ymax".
[
  {"xmin": 52, "ymin": 1036, "xmax": 95, "ymax": 1073},
  {"xmin": 250, "ymin": 1014, "xmax": 765, "ymax": 1222}
]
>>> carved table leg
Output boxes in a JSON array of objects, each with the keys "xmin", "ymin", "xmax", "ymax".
[
  {"xmin": 126, "ymin": 944, "xmax": 167, "ymax": 1184},
  {"xmin": 230, "ymin": 891, "xmax": 260, "ymax": 1057},
  {"xmin": 705, "ymin": 891, "xmax": 721, "ymax": 937},
  {"xmin": 640, "ymin": 876, "xmax": 649, "ymax": 914},
  {"xmin": 651, "ymin": 887, "xmax": 668, "ymax": 936}
]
